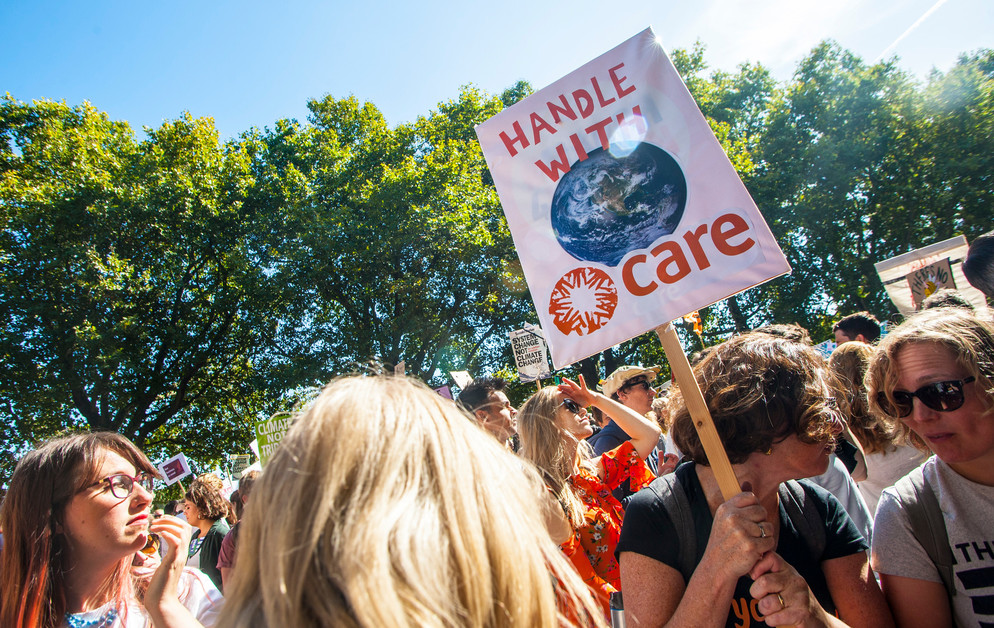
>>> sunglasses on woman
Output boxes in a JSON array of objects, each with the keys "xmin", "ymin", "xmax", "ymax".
[
  {"xmin": 90, "ymin": 472, "xmax": 155, "ymax": 499},
  {"xmin": 560, "ymin": 398, "xmax": 583, "ymax": 414},
  {"xmin": 622, "ymin": 379, "xmax": 652, "ymax": 392},
  {"xmin": 876, "ymin": 377, "xmax": 976, "ymax": 418}
]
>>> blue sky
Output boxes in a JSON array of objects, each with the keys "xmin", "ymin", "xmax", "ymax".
[{"xmin": 3, "ymin": 0, "xmax": 992, "ymax": 140}]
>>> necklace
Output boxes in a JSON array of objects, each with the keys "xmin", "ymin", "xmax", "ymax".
[{"xmin": 65, "ymin": 606, "xmax": 119, "ymax": 628}]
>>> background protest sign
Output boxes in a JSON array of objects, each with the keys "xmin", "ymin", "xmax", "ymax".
[
  {"xmin": 157, "ymin": 452, "xmax": 192, "ymax": 486},
  {"xmin": 449, "ymin": 370, "xmax": 474, "ymax": 389},
  {"xmin": 227, "ymin": 454, "xmax": 253, "ymax": 478},
  {"xmin": 907, "ymin": 258, "xmax": 955, "ymax": 309},
  {"xmin": 476, "ymin": 28, "xmax": 790, "ymax": 369},
  {"xmin": 509, "ymin": 324, "xmax": 553, "ymax": 382},
  {"xmin": 875, "ymin": 235, "xmax": 986, "ymax": 315},
  {"xmin": 254, "ymin": 412, "xmax": 293, "ymax": 466}
]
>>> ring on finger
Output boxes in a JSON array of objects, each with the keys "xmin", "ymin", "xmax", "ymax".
[
  {"xmin": 776, "ymin": 593, "xmax": 786, "ymax": 610},
  {"xmin": 759, "ymin": 523, "xmax": 767, "ymax": 538}
]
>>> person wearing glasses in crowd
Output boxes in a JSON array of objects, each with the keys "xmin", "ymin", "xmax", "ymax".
[
  {"xmin": 0, "ymin": 432, "xmax": 221, "ymax": 628},
  {"xmin": 588, "ymin": 366, "xmax": 660, "ymax": 462},
  {"xmin": 517, "ymin": 375, "xmax": 661, "ymax": 613},
  {"xmin": 867, "ymin": 307, "xmax": 994, "ymax": 627}
]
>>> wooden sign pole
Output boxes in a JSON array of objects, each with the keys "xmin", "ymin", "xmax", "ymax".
[{"xmin": 655, "ymin": 322, "xmax": 741, "ymax": 500}]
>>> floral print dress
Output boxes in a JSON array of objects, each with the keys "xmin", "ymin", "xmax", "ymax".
[{"xmin": 560, "ymin": 440, "xmax": 655, "ymax": 609}]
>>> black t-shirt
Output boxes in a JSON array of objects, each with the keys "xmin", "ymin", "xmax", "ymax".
[{"xmin": 616, "ymin": 462, "xmax": 867, "ymax": 628}]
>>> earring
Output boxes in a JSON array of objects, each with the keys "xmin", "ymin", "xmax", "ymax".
[{"xmin": 764, "ymin": 447, "xmax": 773, "ymax": 455}]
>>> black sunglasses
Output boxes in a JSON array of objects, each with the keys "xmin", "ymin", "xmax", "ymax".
[
  {"xmin": 877, "ymin": 377, "xmax": 976, "ymax": 418},
  {"xmin": 622, "ymin": 379, "xmax": 652, "ymax": 392},
  {"xmin": 560, "ymin": 398, "xmax": 583, "ymax": 414}
]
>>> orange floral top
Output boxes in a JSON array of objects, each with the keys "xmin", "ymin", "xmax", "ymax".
[{"xmin": 560, "ymin": 440, "xmax": 655, "ymax": 610}]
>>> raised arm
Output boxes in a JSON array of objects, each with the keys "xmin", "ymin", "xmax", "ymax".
[{"xmin": 559, "ymin": 375, "xmax": 660, "ymax": 460}]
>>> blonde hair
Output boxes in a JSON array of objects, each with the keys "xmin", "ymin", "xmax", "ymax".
[
  {"xmin": 829, "ymin": 341, "xmax": 897, "ymax": 454},
  {"xmin": 517, "ymin": 387, "xmax": 592, "ymax": 529},
  {"xmin": 217, "ymin": 376, "xmax": 605, "ymax": 628},
  {"xmin": 867, "ymin": 307, "xmax": 994, "ymax": 450}
]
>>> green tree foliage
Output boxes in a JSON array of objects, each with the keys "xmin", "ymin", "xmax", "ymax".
[
  {"xmin": 0, "ymin": 98, "xmax": 312, "ymax": 475},
  {"xmin": 258, "ymin": 88, "xmax": 536, "ymax": 383},
  {"xmin": 3, "ymin": 42, "xmax": 992, "ymax": 474},
  {"xmin": 745, "ymin": 43, "xmax": 994, "ymax": 339}
]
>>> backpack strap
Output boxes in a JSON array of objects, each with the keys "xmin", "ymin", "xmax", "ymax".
[
  {"xmin": 892, "ymin": 466, "xmax": 955, "ymax": 600},
  {"xmin": 650, "ymin": 471, "xmax": 697, "ymax": 584},
  {"xmin": 778, "ymin": 480, "xmax": 826, "ymax": 561}
]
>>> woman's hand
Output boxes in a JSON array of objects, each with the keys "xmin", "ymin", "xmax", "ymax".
[
  {"xmin": 749, "ymin": 552, "xmax": 834, "ymax": 627},
  {"xmin": 699, "ymin": 492, "xmax": 777, "ymax": 584},
  {"xmin": 557, "ymin": 375, "xmax": 597, "ymax": 407},
  {"xmin": 144, "ymin": 515, "xmax": 202, "ymax": 627}
]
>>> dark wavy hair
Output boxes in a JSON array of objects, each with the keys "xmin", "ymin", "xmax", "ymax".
[
  {"xmin": 670, "ymin": 333, "xmax": 841, "ymax": 465},
  {"xmin": 0, "ymin": 432, "xmax": 158, "ymax": 628}
]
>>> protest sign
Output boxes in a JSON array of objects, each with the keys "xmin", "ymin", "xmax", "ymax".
[
  {"xmin": 157, "ymin": 452, "xmax": 192, "ymax": 486},
  {"xmin": 255, "ymin": 412, "xmax": 294, "ymax": 466},
  {"xmin": 875, "ymin": 235, "xmax": 986, "ymax": 315},
  {"xmin": 907, "ymin": 258, "xmax": 955, "ymax": 310},
  {"xmin": 228, "ymin": 454, "xmax": 253, "ymax": 478},
  {"xmin": 449, "ymin": 371, "xmax": 473, "ymax": 389},
  {"xmin": 434, "ymin": 385, "xmax": 453, "ymax": 399},
  {"xmin": 813, "ymin": 340, "xmax": 837, "ymax": 360},
  {"xmin": 509, "ymin": 324, "xmax": 553, "ymax": 382},
  {"xmin": 476, "ymin": 27, "xmax": 790, "ymax": 369}
]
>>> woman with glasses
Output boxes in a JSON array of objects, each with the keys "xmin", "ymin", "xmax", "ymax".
[
  {"xmin": 517, "ymin": 375, "xmax": 661, "ymax": 613},
  {"xmin": 867, "ymin": 307, "xmax": 994, "ymax": 627},
  {"xmin": 618, "ymin": 333, "xmax": 893, "ymax": 628},
  {"xmin": 0, "ymin": 432, "xmax": 221, "ymax": 627}
]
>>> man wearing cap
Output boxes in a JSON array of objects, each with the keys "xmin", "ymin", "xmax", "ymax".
[{"xmin": 589, "ymin": 366, "xmax": 661, "ymax": 479}]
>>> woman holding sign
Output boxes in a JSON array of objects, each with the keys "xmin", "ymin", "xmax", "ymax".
[
  {"xmin": 618, "ymin": 333, "xmax": 892, "ymax": 627},
  {"xmin": 517, "ymin": 375, "xmax": 660, "ymax": 613}
]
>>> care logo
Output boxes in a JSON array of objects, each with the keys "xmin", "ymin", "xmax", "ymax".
[{"xmin": 549, "ymin": 267, "xmax": 618, "ymax": 336}]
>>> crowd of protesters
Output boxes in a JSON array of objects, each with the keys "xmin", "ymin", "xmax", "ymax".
[{"xmin": 1, "ymin": 293, "xmax": 993, "ymax": 627}]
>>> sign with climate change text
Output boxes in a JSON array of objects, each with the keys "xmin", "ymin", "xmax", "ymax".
[
  {"xmin": 509, "ymin": 325, "xmax": 553, "ymax": 382},
  {"xmin": 476, "ymin": 28, "xmax": 790, "ymax": 368},
  {"xmin": 254, "ymin": 412, "xmax": 293, "ymax": 466}
]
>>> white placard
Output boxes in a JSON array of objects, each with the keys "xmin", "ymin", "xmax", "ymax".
[
  {"xmin": 157, "ymin": 452, "xmax": 192, "ymax": 486},
  {"xmin": 509, "ymin": 324, "xmax": 553, "ymax": 382},
  {"xmin": 476, "ymin": 28, "xmax": 790, "ymax": 368},
  {"xmin": 449, "ymin": 371, "xmax": 474, "ymax": 389},
  {"xmin": 875, "ymin": 235, "xmax": 986, "ymax": 316}
]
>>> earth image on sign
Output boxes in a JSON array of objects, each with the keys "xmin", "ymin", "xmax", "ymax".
[{"xmin": 550, "ymin": 142, "xmax": 687, "ymax": 267}]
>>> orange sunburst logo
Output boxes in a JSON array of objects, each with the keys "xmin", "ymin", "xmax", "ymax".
[{"xmin": 549, "ymin": 267, "xmax": 618, "ymax": 336}]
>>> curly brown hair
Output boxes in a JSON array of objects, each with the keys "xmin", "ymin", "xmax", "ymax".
[
  {"xmin": 185, "ymin": 473, "xmax": 229, "ymax": 521},
  {"xmin": 670, "ymin": 332, "xmax": 841, "ymax": 465}
]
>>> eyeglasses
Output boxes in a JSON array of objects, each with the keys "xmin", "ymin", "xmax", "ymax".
[
  {"xmin": 560, "ymin": 398, "xmax": 583, "ymax": 414},
  {"xmin": 91, "ymin": 472, "xmax": 155, "ymax": 499},
  {"xmin": 876, "ymin": 377, "xmax": 976, "ymax": 418}
]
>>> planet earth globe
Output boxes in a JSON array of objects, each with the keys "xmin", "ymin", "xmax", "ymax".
[{"xmin": 550, "ymin": 142, "xmax": 687, "ymax": 267}]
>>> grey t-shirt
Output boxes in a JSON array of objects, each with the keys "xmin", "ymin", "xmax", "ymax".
[{"xmin": 872, "ymin": 456, "xmax": 994, "ymax": 627}]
